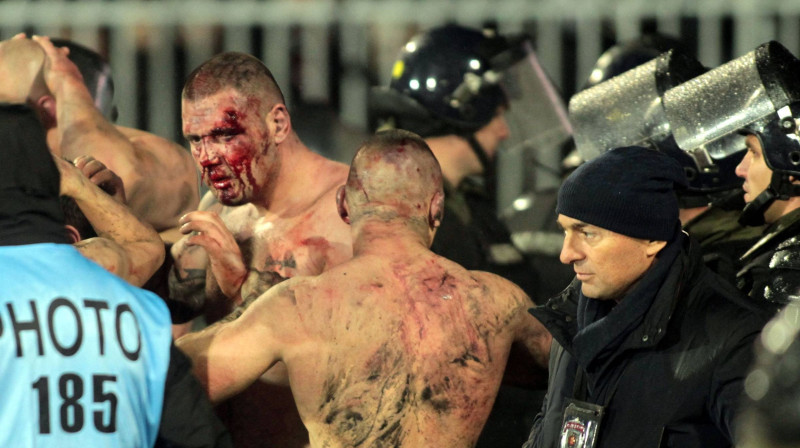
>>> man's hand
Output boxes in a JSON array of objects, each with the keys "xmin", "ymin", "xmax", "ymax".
[
  {"xmin": 73, "ymin": 155, "xmax": 127, "ymax": 203},
  {"xmin": 179, "ymin": 211, "xmax": 247, "ymax": 303},
  {"xmin": 30, "ymin": 35, "xmax": 85, "ymax": 96},
  {"xmin": 53, "ymin": 155, "xmax": 86, "ymax": 198}
]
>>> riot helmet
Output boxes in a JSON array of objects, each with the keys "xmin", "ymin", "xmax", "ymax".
[
  {"xmin": 370, "ymin": 24, "xmax": 572, "ymax": 202},
  {"xmin": 662, "ymin": 41, "xmax": 800, "ymax": 225},
  {"xmin": 50, "ymin": 38, "xmax": 118, "ymax": 122},
  {"xmin": 584, "ymin": 33, "xmax": 689, "ymax": 89},
  {"xmin": 371, "ymin": 24, "xmax": 511, "ymax": 139},
  {"xmin": 569, "ymin": 49, "xmax": 721, "ymax": 207}
]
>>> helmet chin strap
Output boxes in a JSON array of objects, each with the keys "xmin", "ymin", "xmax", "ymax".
[
  {"xmin": 739, "ymin": 172, "xmax": 800, "ymax": 227},
  {"xmin": 739, "ymin": 188, "xmax": 777, "ymax": 227}
]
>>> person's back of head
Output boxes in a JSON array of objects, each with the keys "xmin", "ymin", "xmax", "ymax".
[
  {"xmin": 342, "ymin": 129, "xmax": 444, "ymax": 235},
  {"xmin": 49, "ymin": 38, "xmax": 117, "ymax": 122},
  {"xmin": 0, "ymin": 38, "xmax": 49, "ymax": 104},
  {"xmin": 0, "ymin": 103, "xmax": 68, "ymax": 246},
  {"xmin": 60, "ymin": 195, "xmax": 97, "ymax": 242},
  {"xmin": 183, "ymin": 52, "xmax": 285, "ymax": 110}
]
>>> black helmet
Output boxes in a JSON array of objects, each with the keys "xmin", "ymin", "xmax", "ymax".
[
  {"xmin": 584, "ymin": 34, "xmax": 688, "ymax": 89},
  {"xmin": 50, "ymin": 38, "xmax": 118, "ymax": 122},
  {"xmin": 370, "ymin": 24, "xmax": 519, "ymax": 138}
]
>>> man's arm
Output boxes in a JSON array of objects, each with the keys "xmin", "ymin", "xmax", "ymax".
[
  {"xmin": 156, "ymin": 343, "xmax": 233, "ymax": 448},
  {"xmin": 33, "ymin": 36, "xmax": 199, "ymax": 232},
  {"xmin": 169, "ymin": 192, "xmax": 232, "ymax": 315},
  {"xmin": 175, "ymin": 281, "xmax": 297, "ymax": 403},
  {"xmin": 55, "ymin": 155, "xmax": 165, "ymax": 286}
]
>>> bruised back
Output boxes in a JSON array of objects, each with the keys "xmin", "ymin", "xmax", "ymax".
[{"xmin": 286, "ymin": 251, "xmax": 528, "ymax": 447}]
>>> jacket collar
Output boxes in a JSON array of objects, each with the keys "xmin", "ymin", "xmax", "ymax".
[{"xmin": 531, "ymin": 232, "xmax": 698, "ymax": 368}]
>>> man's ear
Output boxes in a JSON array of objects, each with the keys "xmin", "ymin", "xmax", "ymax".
[
  {"xmin": 428, "ymin": 191, "xmax": 444, "ymax": 229},
  {"xmin": 64, "ymin": 224, "xmax": 81, "ymax": 244},
  {"xmin": 269, "ymin": 103, "xmax": 291, "ymax": 145},
  {"xmin": 35, "ymin": 94, "xmax": 57, "ymax": 130},
  {"xmin": 645, "ymin": 239, "xmax": 668, "ymax": 257},
  {"xmin": 336, "ymin": 185, "xmax": 350, "ymax": 225}
]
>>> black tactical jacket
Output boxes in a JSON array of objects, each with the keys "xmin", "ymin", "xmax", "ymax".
[{"xmin": 737, "ymin": 208, "xmax": 800, "ymax": 310}]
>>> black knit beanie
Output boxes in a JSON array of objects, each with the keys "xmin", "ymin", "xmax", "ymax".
[
  {"xmin": 0, "ymin": 103, "xmax": 69, "ymax": 246},
  {"xmin": 557, "ymin": 146, "xmax": 687, "ymax": 241}
]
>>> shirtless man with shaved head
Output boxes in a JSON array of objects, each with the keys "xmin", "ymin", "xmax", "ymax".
[
  {"xmin": 173, "ymin": 51, "xmax": 353, "ymax": 448},
  {"xmin": 177, "ymin": 129, "xmax": 551, "ymax": 448}
]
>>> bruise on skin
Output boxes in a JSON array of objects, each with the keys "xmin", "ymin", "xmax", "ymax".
[
  {"xmin": 421, "ymin": 272, "xmax": 457, "ymax": 293},
  {"xmin": 450, "ymin": 351, "xmax": 482, "ymax": 367},
  {"xmin": 419, "ymin": 386, "xmax": 451, "ymax": 413},
  {"xmin": 318, "ymin": 346, "xmax": 410, "ymax": 446}
]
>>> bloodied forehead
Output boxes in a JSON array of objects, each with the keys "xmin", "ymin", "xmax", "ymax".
[{"xmin": 182, "ymin": 89, "xmax": 266, "ymax": 137}]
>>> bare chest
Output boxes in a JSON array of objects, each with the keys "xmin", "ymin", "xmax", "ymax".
[{"xmin": 223, "ymin": 206, "xmax": 346, "ymax": 279}]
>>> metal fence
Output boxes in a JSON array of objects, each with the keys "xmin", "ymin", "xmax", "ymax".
[{"xmin": 3, "ymin": 0, "xmax": 799, "ymax": 205}]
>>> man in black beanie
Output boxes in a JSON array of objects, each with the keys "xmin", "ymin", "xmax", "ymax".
[{"xmin": 522, "ymin": 146, "xmax": 773, "ymax": 448}]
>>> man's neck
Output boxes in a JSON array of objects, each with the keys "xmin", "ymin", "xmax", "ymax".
[
  {"xmin": 426, "ymin": 135, "xmax": 475, "ymax": 188},
  {"xmin": 351, "ymin": 219, "xmax": 431, "ymax": 257},
  {"xmin": 258, "ymin": 137, "xmax": 346, "ymax": 217}
]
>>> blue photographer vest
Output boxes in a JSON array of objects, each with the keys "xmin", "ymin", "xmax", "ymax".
[{"xmin": 0, "ymin": 243, "xmax": 172, "ymax": 447}]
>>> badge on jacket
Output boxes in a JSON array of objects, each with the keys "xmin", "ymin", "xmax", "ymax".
[{"xmin": 560, "ymin": 399, "xmax": 605, "ymax": 448}]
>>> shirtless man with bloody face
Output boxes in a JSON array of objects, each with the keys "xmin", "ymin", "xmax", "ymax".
[
  {"xmin": 172, "ymin": 52, "xmax": 353, "ymax": 448},
  {"xmin": 172, "ymin": 51, "xmax": 352, "ymax": 316},
  {"xmin": 177, "ymin": 129, "xmax": 551, "ymax": 448}
]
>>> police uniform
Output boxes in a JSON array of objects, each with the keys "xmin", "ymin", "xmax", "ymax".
[
  {"xmin": 737, "ymin": 208, "xmax": 800, "ymax": 309},
  {"xmin": 682, "ymin": 192, "xmax": 766, "ymax": 282}
]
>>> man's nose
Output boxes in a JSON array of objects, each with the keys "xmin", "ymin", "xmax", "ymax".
[
  {"xmin": 559, "ymin": 234, "xmax": 581, "ymax": 265},
  {"xmin": 195, "ymin": 140, "xmax": 219, "ymax": 166},
  {"xmin": 735, "ymin": 153, "xmax": 750, "ymax": 179}
]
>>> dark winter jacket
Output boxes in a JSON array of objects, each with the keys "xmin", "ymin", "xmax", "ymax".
[{"xmin": 523, "ymin": 233, "xmax": 772, "ymax": 448}]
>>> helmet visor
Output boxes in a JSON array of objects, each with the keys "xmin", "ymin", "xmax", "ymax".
[
  {"xmin": 663, "ymin": 49, "xmax": 769, "ymax": 164},
  {"xmin": 568, "ymin": 54, "xmax": 670, "ymax": 161},
  {"xmin": 499, "ymin": 40, "xmax": 572, "ymax": 192}
]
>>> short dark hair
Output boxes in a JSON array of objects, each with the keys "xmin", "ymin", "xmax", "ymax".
[{"xmin": 183, "ymin": 52, "xmax": 285, "ymax": 108}]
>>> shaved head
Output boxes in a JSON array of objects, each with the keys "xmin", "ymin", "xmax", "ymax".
[
  {"xmin": 345, "ymin": 129, "xmax": 444, "ymax": 231},
  {"xmin": 0, "ymin": 38, "xmax": 49, "ymax": 103},
  {"xmin": 182, "ymin": 52, "xmax": 285, "ymax": 114}
]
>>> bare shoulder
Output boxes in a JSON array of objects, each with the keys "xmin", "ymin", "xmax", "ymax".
[
  {"xmin": 469, "ymin": 270, "xmax": 527, "ymax": 297},
  {"xmin": 116, "ymin": 126, "xmax": 190, "ymax": 157}
]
